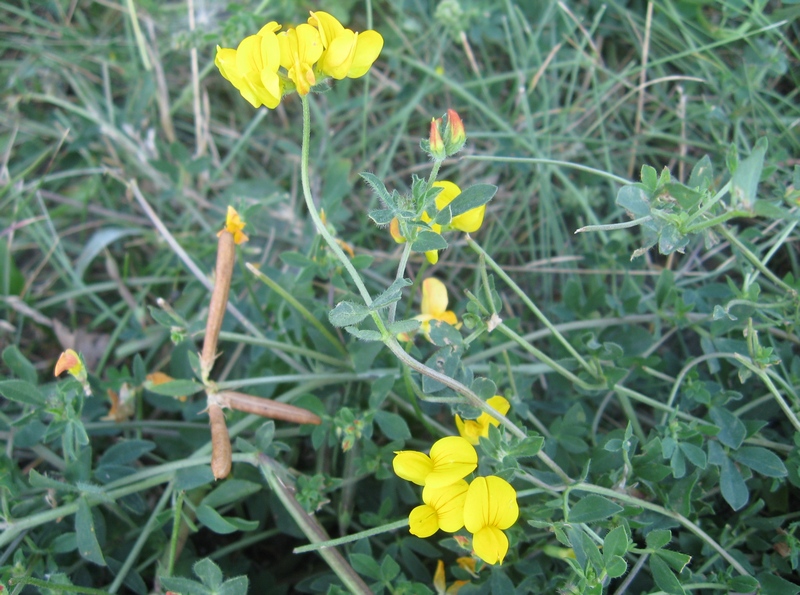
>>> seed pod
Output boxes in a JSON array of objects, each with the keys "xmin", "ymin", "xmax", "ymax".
[
  {"xmin": 220, "ymin": 390, "xmax": 322, "ymax": 425},
  {"xmin": 208, "ymin": 403, "xmax": 232, "ymax": 480},
  {"xmin": 200, "ymin": 230, "xmax": 235, "ymax": 381}
]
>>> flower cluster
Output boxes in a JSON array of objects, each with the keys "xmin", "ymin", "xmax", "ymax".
[
  {"xmin": 390, "ymin": 180, "xmax": 486, "ymax": 264},
  {"xmin": 393, "ymin": 436, "xmax": 519, "ymax": 565},
  {"xmin": 215, "ymin": 11, "xmax": 383, "ymax": 109}
]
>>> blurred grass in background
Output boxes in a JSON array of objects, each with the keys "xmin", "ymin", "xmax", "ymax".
[{"xmin": 2, "ymin": 0, "xmax": 800, "ymax": 593}]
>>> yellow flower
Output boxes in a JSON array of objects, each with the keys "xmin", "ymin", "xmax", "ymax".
[
  {"xmin": 433, "ymin": 180, "xmax": 485, "ymax": 234},
  {"xmin": 408, "ymin": 479, "xmax": 468, "ymax": 537},
  {"xmin": 278, "ymin": 24, "xmax": 323, "ymax": 96},
  {"xmin": 393, "ymin": 436, "xmax": 477, "ymax": 488},
  {"xmin": 415, "ymin": 277, "xmax": 459, "ymax": 338},
  {"xmin": 308, "ymin": 11, "xmax": 384, "ymax": 79},
  {"xmin": 215, "ymin": 22, "xmax": 283, "ymax": 109},
  {"xmin": 217, "ymin": 206, "xmax": 248, "ymax": 244},
  {"xmin": 463, "ymin": 476, "xmax": 519, "ymax": 565},
  {"xmin": 455, "ymin": 396, "xmax": 511, "ymax": 445}
]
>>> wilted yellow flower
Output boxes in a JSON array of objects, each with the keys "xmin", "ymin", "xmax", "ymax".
[
  {"xmin": 308, "ymin": 11, "xmax": 384, "ymax": 79},
  {"xmin": 54, "ymin": 349, "xmax": 83, "ymax": 378},
  {"xmin": 463, "ymin": 476, "xmax": 519, "ymax": 565},
  {"xmin": 455, "ymin": 396, "xmax": 511, "ymax": 445},
  {"xmin": 217, "ymin": 206, "xmax": 248, "ymax": 244},
  {"xmin": 408, "ymin": 479, "xmax": 469, "ymax": 537},
  {"xmin": 393, "ymin": 436, "xmax": 477, "ymax": 488},
  {"xmin": 433, "ymin": 559, "xmax": 469, "ymax": 595},
  {"xmin": 428, "ymin": 117, "xmax": 446, "ymax": 160},
  {"xmin": 278, "ymin": 24, "xmax": 323, "ymax": 96},
  {"xmin": 215, "ymin": 22, "xmax": 283, "ymax": 109}
]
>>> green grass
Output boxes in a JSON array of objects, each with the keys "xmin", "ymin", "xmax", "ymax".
[{"xmin": 2, "ymin": 0, "xmax": 800, "ymax": 593}]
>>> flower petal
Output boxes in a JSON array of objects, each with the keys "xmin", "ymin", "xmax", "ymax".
[
  {"xmin": 347, "ymin": 30, "xmax": 384, "ymax": 78},
  {"xmin": 409, "ymin": 504, "xmax": 440, "ymax": 537},
  {"xmin": 451, "ymin": 205, "xmax": 485, "ymax": 233},
  {"xmin": 421, "ymin": 277, "xmax": 449, "ymax": 318},
  {"xmin": 471, "ymin": 526, "xmax": 509, "ymax": 565},
  {"xmin": 433, "ymin": 181, "xmax": 461, "ymax": 210},
  {"xmin": 393, "ymin": 450, "xmax": 432, "ymax": 486},
  {"xmin": 463, "ymin": 476, "xmax": 519, "ymax": 533},
  {"xmin": 455, "ymin": 416, "xmax": 483, "ymax": 445},
  {"xmin": 426, "ymin": 436, "xmax": 477, "ymax": 488},
  {"xmin": 423, "ymin": 479, "xmax": 469, "ymax": 532}
]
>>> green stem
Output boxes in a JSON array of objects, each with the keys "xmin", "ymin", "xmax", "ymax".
[
  {"xmin": 245, "ymin": 262, "xmax": 348, "ymax": 356},
  {"xmin": 575, "ymin": 215, "xmax": 653, "ymax": 233},
  {"xmin": 734, "ymin": 354, "xmax": 800, "ymax": 432},
  {"xmin": 300, "ymin": 96, "xmax": 374, "ymax": 307},
  {"xmin": 682, "ymin": 210, "xmax": 752, "ymax": 235},
  {"xmin": 258, "ymin": 454, "xmax": 372, "ymax": 594},
  {"xmin": 717, "ymin": 226, "xmax": 798, "ymax": 300},
  {"xmin": 388, "ymin": 242, "xmax": 413, "ymax": 324},
  {"xmin": 468, "ymin": 237, "xmax": 597, "ymax": 378},
  {"xmin": 294, "ymin": 519, "xmax": 409, "ymax": 553},
  {"xmin": 567, "ymin": 482, "xmax": 751, "ymax": 576},
  {"xmin": 9, "ymin": 577, "xmax": 113, "ymax": 595},
  {"xmin": 108, "ymin": 481, "xmax": 174, "ymax": 593},
  {"xmin": 165, "ymin": 490, "xmax": 184, "ymax": 577},
  {"xmin": 463, "ymin": 155, "xmax": 631, "ymax": 185}
]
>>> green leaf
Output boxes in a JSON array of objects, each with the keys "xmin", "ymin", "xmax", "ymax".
[
  {"xmin": 0, "ymin": 379, "xmax": 45, "ymax": 406},
  {"xmin": 175, "ymin": 466, "xmax": 215, "ymax": 491},
  {"xmin": 374, "ymin": 410, "xmax": 411, "ymax": 441},
  {"xmin": 604, "ymin": 526, "xmax": 629, "ymax": 560},
  {"xmin": 732, "ymin": 446, "xmax": 787, "ymax": 478},
  {"xmin": 146, "ymin": 379, "xmax": 204, "ymax": 397},
  {"xmin": 709, "ymin": 406, "xmax": 746, "ymax": 449},
  {"xmin": 387, "ymin": 319, "xmax": 420, "ymax": 337},
  {"xmin": 719, "ymin": 455, "xmax": 749, "ymax": 511},
  {"xmin": 368, "ymin": 208, "xmax": 395, "ymax": 226},
  {"xmin": 280, "ymin": 251, "xmax": 317, "ymax": 268},
  {"xmin": 344, "ymin": 327, "xmax": 383, "ymax": 341},
  {"xmin": 194, "ymin": 558, "xmax": 223, "ymax": 589},
  {"xmin": 218, "ymin": 576, "xmax": 249, "ymax": 595},
  {"xmin": 688, "ymin": 155, "xmax": 714, "ymax": 190},
  {"xmin": 360, "ymin": 172, "xmax": 395, "ymax": 208},
  {"xmin": 436, "ymin": 183, "xmax": 497, "ymax": 224},
  {"xmin": 371, "ymin": 278, "xmax": 412, "ymax": 310},
  {"xmin": 428, "ymin": 320, "xmax": 462, "ymax": 348},
  {"xmin": 380, "ymin": 555, "xmax": 401, "ymax": 581},
  {"xmin": 410, "ymin": 230, "xmax": 448, "ymax": 253},
  {"xmin": 616, "ymin": 185, "xmax": 650, "ymax": 218},
  {"xmin": 29, "ymin": 469, "xmax": 80, "ymax": 493},
  {"xmin": 195, "ymin": 504, "xmax": 258, "ymax": 534},
  {"xmin": 730, "ymin": 137, "xmax": 767, "ymax": 209},
  {"xmin": 75, "ymin": 498, "xmax": 105, "ymax": 566},
  {"xmin": 471, "ymin": 377, "xmax": 497, "ymax": 401},
  {"xmin": 568, "ymin": 495, "xmax": 623, "ymax": 523},
  {"xmin": 606, "ymin": 555, "xmax": 628, "ymax": 579},
  {"xmin": 368, "ymin": 375, "xmax": 395, "ymax": 409},
  {"xmin": 649, "ymin": 554, "xmax": 685, "ymax": 595},
  {"xmin": 655, "ymin": 549, "xmax": 691, "ymax": 573},
  {"xmin": 2, "ymin": 346, "xmax": 37, "ymax": 384},
  {"xmin": 202, "ymin": 479, "xmax": 262, "ymax": 508},
  {"xmin": 74, "ymin": 228, "xmax": 141, "ymax": 279},
  {"xmin": 641, "ymin": 165, "xmax": 658, "ymax": 191},
  {"xmin": 349, "ymin": 552, "xmax": 382, "ymax": 579},
  {"xmin": 678, "ymin": 442, "xmax": 707, "ymax": 469},
  {"xmin": 756, "ymin": 572, "xmax": 800, "ymax": 595},
  {"xmin": 728, "ymin": 576, "xmax": 760, "ymax": 593},
  {"xmin": 159, "ymin": 576, "xmax": 211, "ymax": 595},
  {"xmin": 98, "ymin": 440, "xmax": 155, "ymax": 467},
  {"xmin": 329, "ymin": 301, "xmax": 371, "ymax": 327},
  {"xmin": 509, "ymin": 434, "xmax": 544, "ymax": 458},
  {"xmin": 646, "ymin": 529, "xmax": 672, "ymax": 550}
]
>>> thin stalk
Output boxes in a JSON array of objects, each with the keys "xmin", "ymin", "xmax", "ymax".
[
  {"xmin": 567, "ymin": 483, "xmax": 751, "ymax": 576},
  {"xmin": 717, "ymin": 226, "xmax": 798, "ymax": 299},
  {"xmin": 387, "ymin": 242, "xmax": 413, "ymax": 324},
  {"xmin": 468, "ymin": 238, "xmax": 597, "ymax": 378},
  {"xmin": 294, "ymin": 519, "xmax": 409, "ymax": 553},
  {"xmin": 246, "ymin": 262, "xmax": 347, "ymax": 356},
  {"xmin": 108, "ymin": 482, "xmax": 174, "ymax": 593},
  {"xmin": 735, "ymin": 355, "xmax": 800, "ymax": 433},
  {"xmin": 258, "ymin": 455, "xmax": 372, "ymax": 595}
]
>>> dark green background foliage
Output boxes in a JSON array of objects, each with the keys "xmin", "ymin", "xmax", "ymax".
[{"xmin": 1, "ymin": 0, "xmax": 800, "ymax": 593}]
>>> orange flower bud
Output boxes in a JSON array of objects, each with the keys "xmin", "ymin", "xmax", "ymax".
[
  {"xmin": 428, "ymin": 117, "xmax": 446, "ymax": 160},
  {"xmin": 444, "ymin": 109, "xmax": 466, "ymax": 155}
]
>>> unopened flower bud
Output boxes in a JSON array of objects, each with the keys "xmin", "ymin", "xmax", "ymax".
[
  {"xmin": 428, "ymin": 117, "xmax": 446, "ymax": 160},
  {"xmin": 444, "ymin": 109, "xmax": 466, "ymax": 155}
]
